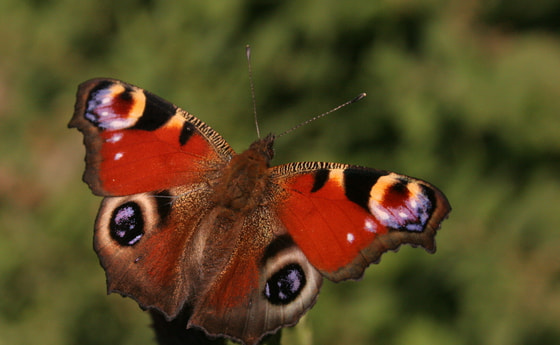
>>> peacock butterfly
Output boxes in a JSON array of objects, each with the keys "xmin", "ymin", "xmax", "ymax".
[{"xmin": 69, "ymin": 78, "xmax": 450, "ymax": 345}]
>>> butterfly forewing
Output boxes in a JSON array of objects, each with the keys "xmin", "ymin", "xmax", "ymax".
[
  {"xmin": 69, "ymin": 78, "xmax": 234, "ymax": 196},
  {"xmin": 271, "ymin": 163, "xmax": 450, "ymax": 281}
]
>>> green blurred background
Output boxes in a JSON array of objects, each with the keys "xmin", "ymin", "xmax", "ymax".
[{"xmin": 1, "ymin": 0, "xmax": 559, "ymax": 344}]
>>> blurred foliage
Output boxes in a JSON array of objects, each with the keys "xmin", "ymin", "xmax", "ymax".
[{"xmin": 1, "ymin": 0, "xmax": 559, "ymax": 344}]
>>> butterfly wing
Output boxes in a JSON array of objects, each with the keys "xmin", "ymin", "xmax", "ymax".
[
  {"xmin": 93, "ymin": 187, "xmax": 215, "ymax": 318},
  {"xmin": 187, "ymin": 205, "xmax": 322, "ymax": 345},
  {"xmin": 70, "ymin": 78, "xmax": 237, "ymax": 317},
  {"xmin": 69, "ymin": 78, "xmax": 234, "ymax": 196},
  {"xmin": 270, "ymin": 162, "xmax": 451, "ymax": 281}
]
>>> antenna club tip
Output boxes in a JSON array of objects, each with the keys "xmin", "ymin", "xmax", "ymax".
[{"xmin": 352, "ymin": 92, "xmax": 367, "ymax": 103}]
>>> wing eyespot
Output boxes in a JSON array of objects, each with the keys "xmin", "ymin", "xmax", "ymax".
[
  {"xmin": 264, "ymin": 263, "xmax": 307, "ymax": 305},
  {"xmin": 101, "ymin": 190, "xmax": 173, "ymax": 248},
  {"xmin": 109, "ymin": 201, "xmax": 145, "ymax": 246}
]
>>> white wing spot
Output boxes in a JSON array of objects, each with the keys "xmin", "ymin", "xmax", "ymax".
[
  {"xmin": 373, "ymin": 207, "xmax": 390, "ymax": 221},
  {"xmin": 410, "ymin": 199, "xmax": 418, "ymax": 209},
  {"xmin": 114, "ymin": 152, "xmax": 123, "ymax": 160},
  {"xmin": 364, "ymin": 218, "xmax": 377, "ymax": 233},
  {"xmin": 346, "ymin": 233, "xmax": 355, "ymax": 244},
  {"xmin": 102, "ymin": 97, "xmax": 111, "ymax": 104},
  {"xmin": 399, "ymin": 211, "xmax": 408, "ymax": 219},
  {"xmin": 128, "ymin": 234, "xmax": 142, "ymax": 246},
  {"xmin": 104, "ymin": 119, "xmax": 133, "ymax": 129},
  {"xmin": 100, "ymin": 111, "xmax": 109, "ymax": 117},
  {"xmin": 106, "ymin": 133, "xmax": 123, "ymax": 143}
]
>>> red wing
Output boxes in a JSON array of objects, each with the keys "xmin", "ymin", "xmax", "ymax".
[
  {"xmin": 69, "ymin": 78, "xmax": 234, "ymax": 196},
  {"xmin": 271, "ymin": 163, "xmax": 451, "ymax": 281}
]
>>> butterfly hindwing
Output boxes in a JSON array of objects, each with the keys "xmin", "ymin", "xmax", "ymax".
[
  {"xmin": 271, "ymin": 163, "xmax": 451, "ymax": 281},
  {"xmin": 69, "ymin": 78, "xmax": 234, "ymax": 196},
  {"xmin": 188, "ymin": 206, "xmax": 322, "ymax": 345},
  {"xmin": 93, "ymin": 185, "xmax": 216, "ymax": 318}
]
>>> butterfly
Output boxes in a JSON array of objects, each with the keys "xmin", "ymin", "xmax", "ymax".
[{"xmin": 69, "ymin": 78, "xmax": 450, "ymax": 345}]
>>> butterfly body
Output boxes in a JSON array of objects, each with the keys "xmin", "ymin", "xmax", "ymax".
[
  {"xmin": 70, "ymin": 78, "xmax": 450, "ymax": 345},
  {"xmin": 213, "ymin": 135, "xmax": 274, "ymax": 212}
]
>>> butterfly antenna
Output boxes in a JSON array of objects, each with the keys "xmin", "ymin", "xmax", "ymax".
[
  {"xmin": 277, "ymin": 92, "xmax": 367, "ymax": 138},
  {"xmin": 246, "ymin": 45, "xmax": 261, "ymax": 139}
]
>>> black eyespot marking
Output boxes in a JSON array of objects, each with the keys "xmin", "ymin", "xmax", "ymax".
[
  {"xmin": 344, "ymin": 168, "xmax": 387, "ymax": 211},
  {"xmin": 132, "ymin": 91, "xmax": 177, "ymax": 131},
  {"xmin": 117, "ymin": 86, "xmax": 133, "ymax": 101},
  {"xmin": 264, "ymin": 263, "xmax": 306, "ymax": 305},
  {"xmin": 109, "ymin": 202, "xmax": 144, "ymax": 246},
  {"xmin": 389, "ymin": 178, "xmax": 409, "ymax": 195},
  {"xmin": 420, "ymin": 184, "xmax": 436, "ymax": 217},
  {"xmin": 261, "ymin": 235, "xmax": 295, "ymax": 265},
  {"xmin": 90, "ymin": 80, "xmax": 114, "ymax": 95},
  {"xmin": 84, "ymin": 81, "xmax": 121, "ymax": 127},
  {"xmin": 179, "ymin": 122, "xmax": 196, "ymax": 146},
  {"xmin": 311, "ymin": 169, "xmax": 329, "ymax": 193}
]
